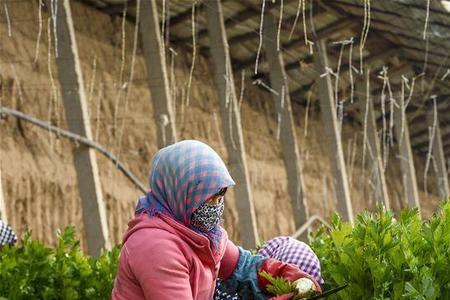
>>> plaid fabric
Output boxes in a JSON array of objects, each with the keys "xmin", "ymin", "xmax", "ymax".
[
  {"xmin": 0, "ymin": 220, "xmax": 17, "ymax": 246},
  {"xmin": 135, "ymin": 140, "xmax": 235, "ymax": 248},
  {"xmin": 214, "ymin": 280, "xmax": 239, "ymax": 300},
  {"xmin": 258, "ymin": 236, "xmax": 324, "ymax": 285}
]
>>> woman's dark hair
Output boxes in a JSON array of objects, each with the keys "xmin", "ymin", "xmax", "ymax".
[{"xmin": 216, "ymin": 187, "xmax": 227, "ymax": 197}]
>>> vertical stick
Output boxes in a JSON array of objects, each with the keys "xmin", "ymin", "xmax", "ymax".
[
  {"xmin": 0, "ymin": 168, "xmax": 7, "ymax": 223},
  {"xmin": 264, "ymin": 14, "xmax": 309, "ymax": 238},
  {"xmin": 314, "ymin": 40, "xmax": 354, "ymax": 222},
  {"xmin": 358, "ymin": 72, "xmax": 391, "ymax": 209},
  {"xmin": 206, "ymin": 0, "xmax": 258, "ymax": 247},
  {"xmin": 139, "ymin": 0, "xmax": 177, "ymax": 148},
  {"xmin": 49, "ymin": 0, "xmax": 111, "ymax": 256},
  {"xmin": 427, "ymin": 105, "xmax": 450, "ymax": 200},
  {"xmin": 393, "ymin": 91, "xmax": 421, "ymax": 213}
]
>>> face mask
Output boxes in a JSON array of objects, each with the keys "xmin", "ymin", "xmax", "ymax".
[{"xmin": 190, "ymin": 198, "xmax": 224, "ymax": 233}]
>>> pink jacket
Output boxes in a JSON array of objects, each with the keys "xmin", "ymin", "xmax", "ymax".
[{"xmin": 111, "ymin": 213, "xmax": 240, "ymax": 300}]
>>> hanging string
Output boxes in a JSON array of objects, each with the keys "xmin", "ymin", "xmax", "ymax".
[{"xmin": 254, "ymin": 0, "xmax": 266, "ymax": 74}]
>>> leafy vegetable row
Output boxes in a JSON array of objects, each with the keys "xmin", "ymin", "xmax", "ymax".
[
  {"xmin": 0, "ymin": 227, "xmax": 119, "ymax": 300},
  {"xmin": 311, "ymin": 199, "xmax": 450, "ymax": 300},
  {"xmin": 1, "ymin": 199, "xmax": 449, "ymax": 299}
]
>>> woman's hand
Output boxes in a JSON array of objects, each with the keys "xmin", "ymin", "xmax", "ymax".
[
  {"xmin": 258, "ymin": 259, "xmax": 322, "ymax": 295},
  {"xmin": 267, "ymin": 292, "xmax": 295, "ymax": 299}
]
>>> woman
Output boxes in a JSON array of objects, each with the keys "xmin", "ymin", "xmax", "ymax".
[
  {"xmin": 214, "ymin": 236, "xmax": 324, "ymax": 299},
  {"xmin": 0, "ymin": 220, "xmax": 17, "ymax": 247},
  {"xmin": 112, "ymin": 140, "xmax": 320, "ymax": 300}
]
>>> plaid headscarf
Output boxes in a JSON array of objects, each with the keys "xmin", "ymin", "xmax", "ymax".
[
  {"xmin": 135, "ymin": 140, "xmax": 235, "ymax": 249},
  {"xmin": 0, "ymin": 220, "xmax": 17, "ymax": 246},
  {"xmin": 258, "ymin": 236, "xmax": 324, "ymax": 285}
]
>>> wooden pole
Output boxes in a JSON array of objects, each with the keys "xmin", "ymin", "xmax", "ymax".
[
  {"xmin": 314, "ymin": 40, "xmax": 354, "ymax": 222},
  {"xmin": 0, "ymin": 168, "xmax": 7, "ymax": 223},
  {"xmin": 427, "ymin": 102, "xmax": 450, "ymax": 200},
  {"xmin": 264, "ymin": 14, "xmax": 309, "ymax": 238},
  {"xmin": 50, "ymin": 0, "xmax": 110, "ymax": 256},
  {"xmin": 206, "ymin": 0, "xmax": 259, "ymax": 247},
  {"xmin": 358, "ymin": 72, "xmax": 391, "ymax": 209},
  {"xmin": 139, "ymin": 0, "xmax": 177, "ymax": 148},
  {"xmin": 393, "ymin": 90, "xmax": 421, "ymax": 213}
]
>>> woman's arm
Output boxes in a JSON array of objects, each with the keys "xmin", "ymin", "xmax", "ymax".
[
  {"xmin": 219, "ymin": 239, "xmax": 240, "ymax": 280},
  {"xmin": 218, "ymin": 242, "xmax": 321, "ymax": 300}
]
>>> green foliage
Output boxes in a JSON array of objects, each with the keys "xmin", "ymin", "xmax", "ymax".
[
  {"xmin": 0, "ymin": 227, "xmax": 119, "ymax": 300},
  {"xmin": 259, "ymin": 270, "xmax": 297, "ymax": 295},
  {"xmin": 310, "ymin": 199, "xmax": 450, "ymax": 300},
  {"xmin": 259, "ymin": 271, "xmax": 319, "ymax": 299}
]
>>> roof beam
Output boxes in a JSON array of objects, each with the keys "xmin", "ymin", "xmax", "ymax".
[
  {"xmin": 314, "ymin": 39, "xmax": 354, "ymax": 222},
  {"xmin": 206, "ymin": 0, "xmax": 258, "ymax": 247},
  {"xmin": 264, "ymin": 13, "xmax": 309, "ymax": 238},
  {"xmin": 356, "ymin": 71, "xmax": 391, "ymax": 209},
  {"xmin": 0, "ymin": 168, "xmax": 7, "ymax": 223},
  {"xmin": 139, "ymin": 0, "xmax": 177, "ymax": 148},
  {"xmin": 49, "ymin": 0, "xmax": 111, "ymax": 256},
  {"xmin": 393, "ymin": 88, "xmax": 422, "ymax": 213},
  {"xmin": 426, "ymin": 106, "xmax": 450, "ymax": 199}
]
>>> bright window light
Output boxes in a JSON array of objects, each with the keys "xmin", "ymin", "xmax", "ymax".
[{"xmin": 442, "ymin": 0, "xmax": 450, "ymax": 12}]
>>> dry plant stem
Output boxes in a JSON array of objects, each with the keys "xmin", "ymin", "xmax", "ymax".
[
  {"xmin": 405, "ymin": 76, "xmax": 417, "ymax": 108},
  {"xmin": 34, "ymin": 0, "xmax": 44, "ymax": 63},
  {"xmin": 3, "ymin": 2, "xmax": 12, "ymax": 37},
  {"xmin": 423, "ymin": 0, "xmax": 431, "ymax": 40},
  {"xmin": 422, "ymin": 36, "xmax": 429, "ymax": 79},
  {"xmin": 301, "ymin": 0, "xmax": 310, "ymax": 46},
  {"xmin": 359, "ymin": 0, "xmax": 371, "ymax": 73},
  {"xmin": 0, "ymin": 106, "xmax": 147, "ymax": 193},
  {"xmin": 252, "ymin": 79, "xmax": 279, "ymax": 95},
  {"xmin": 423, "ymin": 54, "xmax": 448, "ymax": 102},
  {"xmin": 276, "ymin": 86, "xmax": 285, "ymax": 141},
  {"xmin": 238, "ymin": 70, "xmax": 246, "ymax": 111},
  {"xmin": 288, "ymin": 0, "xmax": 302, "ymax": 40},
  {"xmin": 277, "ymin": 0, "xmax": 284, "ymax": 51},
  {"xmin": 387, "ymin": 80, "xmax": 395, "ymax": 148},
  {"xmin": 164, "ymin": 0, "xmax": 171, "ymax": 46},
  {"xmin": 335, "ymin": 43, "xmax": 345, "ymax": 110},
  {"xmin": 47, "ymin": 18, "xmax": 59, "ymax": 150},
  {"xmin": 50, "ymin": 0, "xmax": 59, "ymax": 57},
  {"xmin": 255, "ymin": 0, "xmax": 266, "ymax": 74},
  {"xmin": 115, "ymin": 0, "xmax": 140, "ymax": 164},
  {"xmin": 441, "ymin": 69, "xmax": 450, "ymax": 81},
  {"xmin": 424, "ymin": 97, "xmax": 438, "ymax": 194},
  {"xmin": 303, "ymin": 90, "xmax": 312, "ymax": 138},
  {"xmin": 95, "ymin": 83, "xmax": 103, "ymax": 142},
  {"xmin": 399, "ymin": 80, "xmax": 406, "ymax": 146},
  {"xmin": 87, "ymin": 57, "xmax": 98, "ymax": 110},
  {"xmin": 224, "ymin": 64, "xmax": 237, "ymax": 149},
  {"xmin": 362, "ymin": 69, "xmax": 370, "ymax": 168},
  {"xmin": 349, "ymin": 134, "xmax": 358, "ymax": 189},
  {"xmin": 161, "ymin": 0, "xmax": 166, "ymax": 43},
  {"xmin": 113, "ymin": 3, "xmax": 128, "ymax": 136},
  {"xmin": 380, "ymin": 69, "xmax": 388, "ymax": 169},
  {"xmin": 186, "ymin": 3, "xmax": 197, "ymax": 106},
  {"xmin": 169, "ymin": 48, "xmax": 178, "ymax": 123},
  {"xmin": 348, "ymin": 39, "xmax": 355, "ymax": 103}
]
